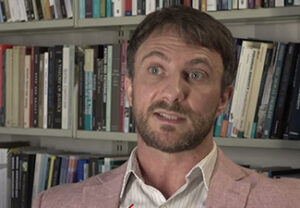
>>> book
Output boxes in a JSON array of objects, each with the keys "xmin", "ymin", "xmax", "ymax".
[
  {"xmin": 256, "ymin": 42, "xmax": 279, "ymax": 138},
  {"xmin": 84, "ymin": 48, "xmax": 94, "ymax": 130},
  {"xmin": 77, "ymin": 46, "xmax": 85, "ymax": 130},
  {"xmin": 38, "ymin": 53, "xmax": 45, "ymax": 129},
  {"xmin": 285, "ymin": 51, "xmax": 300, "ymax": 140},
  {"xmin": 244, "ymin": 42, "xmax": 274, "ymax": 138},
  {"xmin": 106, "ymin": 45, "xmax": 113, "ymax": 132},
  {"xmin": 62, "ymin": 45, "xmax": 75, "ymax": 130},
  {"xmin": 125, "ymin": 0, "xmax": 132, "ymax": 16},
  {"xmin": 111, "ymin": 44, "xmax": 121, "ymax": 132},
  {"xmin": 93, "ymin": 0, "xmax": 100, "ymax": 18},
  {"xmin": 263, "ymin": 42, "xmax": 287, "ymax": 138},
  {"xmin": 271, "ymin": 43, "xmax": 299, "ymax": 138},
  {"xmin": 114, "ymin": 0, "xmax": 125, "ymax": 17},
  {"xmin": 24, "ymin": 54, "xmax": 31, "ymax": 128},
  {"xmin": 5, "ymin": 49, "xmax": 13, "ymax": 127},
  {"xmin": 53, "ymin": 45, "xmax": 63, "ymax": 129},
  {"xmin": 0, "ymin": 44, "xmax": 12, "ymax": 126}
]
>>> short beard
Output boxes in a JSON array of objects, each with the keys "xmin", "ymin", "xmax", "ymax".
[{"xmin": 133, "ymin": 100, "xmax": 217, "ymax": 153}]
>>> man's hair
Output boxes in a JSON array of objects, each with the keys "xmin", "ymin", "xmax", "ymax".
[{"xmin": 127, "ymin": 6, "xmax": 237, "ymax": 88}]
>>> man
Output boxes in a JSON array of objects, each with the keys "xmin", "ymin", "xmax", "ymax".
[{"xmin": 33, "ymin": 6, "xmax": 300, "ymax": 208}]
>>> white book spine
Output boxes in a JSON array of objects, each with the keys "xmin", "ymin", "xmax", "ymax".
[
  {"xmin": 132, "ymin": 0, "xmax": 137, "ymax": 15},
  {"xmin": 31, "ymin": 154, "xmax": 45, "ymax": 203},
  {"xmin": 192, "ymin": 0, "xmax": 200, "ymax": 9},
  {"xmin": 114, "ymin": 0, "xmax": 125, "ymax": 17},
  {"xmin": 24, "ymin": 55, "xmax": 31, "ymax": 128},
  {"xmin": 62, "ymin": 47, "xmax": 70, "ymax": 130},
  {"xmin": 294, "ymin": 0, "xmax": 300, "ymax": 5},
  {"xmin": 18, "ymin": 0, "xmax": 27, "ymax": 21},
  {"xmin": 145, "ymin": 0, "xmax": 155, "ymax": 15},
  {"xmin": 275, "ymin": 0, "xmax": 284, "ymax": 6},
  {"xmin": 43, "ymin": 52, "xmax": 49, "ymax": 129},
  {"xmin": 64, "ymin": 0, "xmax": 73, "ymax": 18},
  {"xmin": 206, "ymin": 0, "xmax": 217, "ymax": 11},
  {"xmin": 238, "ymin": 0, "xmax": 248, "ymax": 9},
  {"xmin": 238, "ymin": 49, "xmax": 258, "ymax": 135},
  {"xmin": 9, "ymin": 0, "xmax": 20, "ymax": 21}
]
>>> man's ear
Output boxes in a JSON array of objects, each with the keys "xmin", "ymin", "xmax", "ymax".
[
  {"xmin": 216, "ymin": 86, "xmax": 234, "ymax": 117},
  {"xmin": 125, "ymin": 75, "xmax": 133, "ymax": 106}
]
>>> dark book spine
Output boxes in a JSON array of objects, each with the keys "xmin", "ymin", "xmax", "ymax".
[
  {"xmin": 137, "ymin": 0, "xmax": 145, "ymax": 15},
  {"xmin": 102, "ymin": 46, "xmax": 108, "ymax": 131},
  {"xmin": 36, "ymin": 0, "xmax": 44, "ymax": 19},
  {"xmin": 85, "ymin": 0, "xmax": 93, "ymax": 18},
  {"xmin": 53, "ymin": 46, "xmax": 63, "ymax": 129},
  {"xmin": 77, "ymin": 47, "xmax": 85, "ymax": 130},
  {"xmin": 286, "ymin": 51, "xmax": 300, "ymax": 140},
  {"xmin": 0, "ymin": 1, "xmax": 7, "ymax": 21},
  {"xmin": 33, "ymin": 47, "xmax": 40, "ymax": 128},
  {"xmin": 60, "ymin": 0, "xmax": 67, "ymax": 18},
  {"xmin": 271, "ymin": 43, "xmax": 299, "ymax": 138},
  {"xmin": 24, "ymin": 0, "xmax": 33, "ymax": 21},
  {"xmin": 51, "ymin": 157, "xmax": 61, "ymax": 187},
  {"xmin": 26, "ymin": 154, "xmax": 35, "ymax": 208},
  {"xmin": 110, "ymin": 44, "xmax": 121, "ymax": 132},
  {"xmin": 47, "ymin": 47, "xmax": 55, "ymax": 128},
  {"xmin": 263, "ymin": 43, "xmax": 287, "ymax": 138},
  {"xmin": 95, "ymin": 45, "xmax": 104, "ymax": 131}
]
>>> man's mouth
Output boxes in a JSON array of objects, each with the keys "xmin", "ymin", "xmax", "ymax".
[{"xmin": 154, "ymin": 111, "xmax": 186, "ymax": 122}]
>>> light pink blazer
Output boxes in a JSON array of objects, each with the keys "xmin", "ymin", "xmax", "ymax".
[{"xmin": 33, "ymin": 148, "xmax": 300, "ymax": 208}]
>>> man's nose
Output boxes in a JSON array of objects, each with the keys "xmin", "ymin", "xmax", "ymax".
[{"xmin": 160, "ymin": 74, "xmax": 189, "ymax": 104}]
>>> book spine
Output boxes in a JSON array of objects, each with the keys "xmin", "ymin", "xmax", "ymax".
[
  {"xmin": 271, "ymin": 43, "xmax": 299, "ymax": 138},
  {"xmin": 263, "ymin": 43, "xmax": 287, "ymax": 138},
  {"xmin": 95, "ymin": 56, "xmax": 104, "ymax": 131},
  {"xmin": 43, "ymin": 52, "xmax": 49, "ymax": 129},
  {"xmin": 24, "ymin": 55, "xmax": 31, "ymax": 128},
  {"xmin": 286, "ymin": 52, "xmax": 300, "ymax": 140},
  {"xmin": 11, "ymin": 46, "xmax": 20, "ymax": 127},
  {"xmin": 47, "ymin": 47, "xmax": 55, "ymax": 128},
  {"xmin": 64, "ymin": 0, "xmax": 73, "ymax": 18},
  {"xmin": 84, "ymin": 48, "xmax": 94, "ymax": 130},
  {"xmin": 38, "ymin": 53, "xmax": 45, "ymax": 128},
  {"xmin": 53, "ymin": 46, "xmax": 63, "ymax": 129},
  {"xmin": 93, "ymin": 0, "xmax": 100, "ymax": 18},
  {"xmin": 106, "ymin": 45, "xmax": 113, "ymax": 132},
  {"xmin": 85, "ymin": 0, "xmax": 93, "ymax": 18},
  {"xmin": 100, "ymin": 0, "xmax": 106, "ymax": 17},
  {"xmin": 114, "ymin": 0, "xmax": 124, "ymax": 17},
  {"xmin": 132, "ymin": 0, "xmax": 137, "ymax": 15},
  {"xmin": 106, "ymin": 0, "xmax": 112, "ymax": 17},
  {"xmin": 33, "ymin": 47, "xmax": 40, "ymax": 128},
  {"xmin": 125, "ymin": 0, "xmax": 132, "ymax": 16},
  {"xmin": 77, "ymin": 47, "xmax": 85, "ymax": 130},
  {"xmin": 79, "ymin": 0, "xmax": 85, "ymax": 18},
  {"xmin": 110, "ymin": 44, "xmax": 121, "ymax": 132}
]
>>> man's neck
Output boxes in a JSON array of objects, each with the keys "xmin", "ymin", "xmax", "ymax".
[{"xmin": 136, "ymin": 135, "xmax": 214, "ymax": 199}]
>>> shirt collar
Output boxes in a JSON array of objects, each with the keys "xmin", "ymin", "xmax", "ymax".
[{"xmin": 120, "ymin": 142, "xmax": 218, "ymax": 199}]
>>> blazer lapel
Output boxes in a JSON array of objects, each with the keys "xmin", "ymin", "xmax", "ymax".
[
  {"xmin": 81, "ymin": 163, "xmax": 127, "ymax": 208},
  {"xmin": 206, "ymin": 148, "xmax": 251, "ymax": 208}
]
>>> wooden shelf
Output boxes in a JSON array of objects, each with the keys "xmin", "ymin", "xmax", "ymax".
[{"xmin": 76, "ymin": 130, "xmax": 137, "ymax": 142}]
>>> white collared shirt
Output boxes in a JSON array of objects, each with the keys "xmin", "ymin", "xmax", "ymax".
[{"xmin": 119, "ymin": 142, "xmax": 218, "ymax": 208}]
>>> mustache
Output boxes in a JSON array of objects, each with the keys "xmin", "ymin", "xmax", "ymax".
[{"xmin": 148, "ymin": 101, "xmax": 192, "ymax": 115}]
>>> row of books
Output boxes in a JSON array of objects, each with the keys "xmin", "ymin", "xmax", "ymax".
[
  {"xmin": 79, "ymin": 0, "xmax": 300, "ymax": 19},
  {"xmin": 0, "ymin": 44, "xmax": 74, "ymax": 129},
  {"xmin": 77, "ymin": 42, "xmax": 136, "ymax": 132},
  {"xmin": 0, "ymin": 0, "xmax": 73, "ymax": 23},
  {"xmin": 214, "ymin": 39, "xmax": 300, "ymax": 140},
  {"xmin": 0, "ymin": 145, "xmax": 128, "ymax": 208}
]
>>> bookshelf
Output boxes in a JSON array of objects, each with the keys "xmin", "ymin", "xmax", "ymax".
[{"xmin": 0, "ymin": 5, "xmax": 300, "ymax": 167}]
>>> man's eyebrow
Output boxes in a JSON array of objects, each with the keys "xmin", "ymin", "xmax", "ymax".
[
  {"xmin": 184, "ymin": 57, "xmax": 213, "ymax": 70},
  {"xmin": 141, "ymin": 50, "xmax": 170, "ymax": 63}
]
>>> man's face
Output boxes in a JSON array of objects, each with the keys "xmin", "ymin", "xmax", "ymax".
[{"xmin": 126, "ymin": 30, "xmax": 231, "ymax": 153}]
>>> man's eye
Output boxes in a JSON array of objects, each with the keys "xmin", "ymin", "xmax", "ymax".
[
  {"xmin": 148, "ymin": 66, "xmax": 162, "ymax": 75},
  {"xmin": 189, "ymin": 71, "xmax": 203, "ymax": 80}
]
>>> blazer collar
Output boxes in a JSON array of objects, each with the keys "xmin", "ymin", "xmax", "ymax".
[
  {"xmin": 206, "ymin": 148, "xmax": 251, "ymax": 208},
  {"xmin": 81, "ymin": 163, "xmax": 127, "ymax": 208}
]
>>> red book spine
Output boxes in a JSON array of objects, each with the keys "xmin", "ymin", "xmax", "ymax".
[
  {"xmin": 125, "ymin": 0, "xmax": 132, "ymax": 16},
  {"xmin": 184, "ymin": 0, "xmax": 192, "ymax": 6}
]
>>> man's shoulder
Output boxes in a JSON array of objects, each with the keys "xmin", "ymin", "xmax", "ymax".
[{"xmin": 33, "ymin": 162, "xmax": 127, "ymax": 208}]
